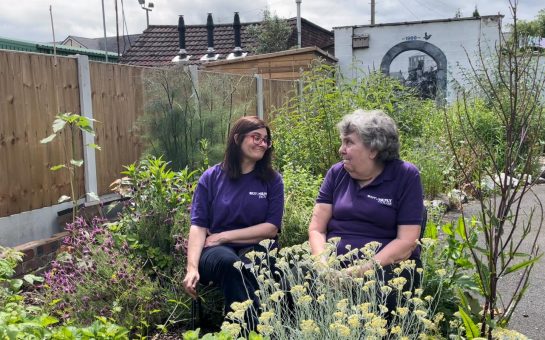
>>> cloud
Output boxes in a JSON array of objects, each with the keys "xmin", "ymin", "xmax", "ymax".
[{"xmin": 1, "ymin": 0, "xmax": 543, "ymax": 43}]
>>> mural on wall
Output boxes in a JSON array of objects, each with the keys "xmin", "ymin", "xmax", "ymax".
[
  {"xmin": 380, "ymin": 40, "xmax": 447, "ymax": 103},
  {"xmin": 390, "ymin": 52, "xmax": 438, "ymax": 99}
]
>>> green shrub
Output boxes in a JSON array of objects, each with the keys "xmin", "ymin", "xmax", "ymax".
[
  {"xmin": 1, "ymin": 246, "xmax": 129, "ymax": 339},
  {"xmin": 139, "ymin": 66, "xmax": 255, "ymax": 170},
  {"xmin": 402, "ymin": 138, "xmax": 455, "ymax": 199},
  {"xmin": 41, "ymin": 219, "xmax": 164, "ymax": 333},
  {"xmin": 115, "ymin": 156, "xmax": 198, "ymax": 272},
  {"xmin": 279, "ymin": 163, "xmax": 323, "ymax": 247},
  {"xmin": 111, "ymin": 156, "xmax": 199, "ymax": 329},
  {"xmin": 271, "ymin": 64, "xmax": 440, "ymax": 178}
]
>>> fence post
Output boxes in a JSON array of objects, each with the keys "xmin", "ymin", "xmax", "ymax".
[
  {"xmin": 76, "ymin": 55, "xmax": 98, "ymax": 203},
  {"xmin": 255, "ymin": 74, "xmax": 264, "ymax": 120}
]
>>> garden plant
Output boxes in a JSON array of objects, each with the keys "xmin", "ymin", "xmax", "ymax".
[{"xmin": 4, "ymin": 2, "xmax": 544, "ymax": 336}]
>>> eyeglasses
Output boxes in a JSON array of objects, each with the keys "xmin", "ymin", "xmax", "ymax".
[{"xmin": 248, "ymin": 133, "xmax": 272, "ymax": 148}]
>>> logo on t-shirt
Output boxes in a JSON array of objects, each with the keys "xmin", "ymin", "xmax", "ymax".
[
  {"xmin": 249, "ymin": 191, "xmax": 268, "ymax": 199},
  {"xmin": 367, "ymin": 194, "xmax": 392, "ymax": 206}
]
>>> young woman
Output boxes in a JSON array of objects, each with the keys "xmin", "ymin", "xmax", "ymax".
[{"xmin": 183, "ymin": 116, "xmax": 284, "ymax": 329}]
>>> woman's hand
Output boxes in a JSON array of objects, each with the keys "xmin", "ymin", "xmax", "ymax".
[
  {"xmin": 203, "ymin": 232, "xmax": 228, "ymax": 248},
  {"xmin": 340, "ymin": 262, "xmax": 373, "ymax": 277},
  {"xmin": 183, "ymin": 269, "xmax": 200, "ymax": 299}
]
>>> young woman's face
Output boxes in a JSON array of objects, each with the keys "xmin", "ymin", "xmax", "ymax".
[
  {"xmin": 339, "ymin": 132, "xmax": 378, "ymax": 178},
  {"xmin": 240, "ymin": 128, "xmax": 270, "ymax": 163}
]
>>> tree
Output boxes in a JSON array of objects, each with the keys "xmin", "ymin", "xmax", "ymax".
[
  {"xmin": 446, "ymin": 1, "xmax": 545, "ymax": 337},
  {"xmin": 516, "ymin": 9, "xmax": 545, "ymax": 37},
  {"xmin": 472, "ymin": 6, "xmax": 480, "ymax": 18},
  {"xmin": 247, "ymin": 9, "xmax": 292, "ymax": 54}
]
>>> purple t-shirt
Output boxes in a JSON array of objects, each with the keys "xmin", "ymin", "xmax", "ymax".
[
  {"xmin": 317, "ymin": 160, "xmax": 423, "ymax": 258},
  {"xmin": 190, "ymin": 164, "xmax": 284, "ymax": 246}
]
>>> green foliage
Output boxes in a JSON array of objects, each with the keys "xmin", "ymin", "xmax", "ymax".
[
  {"xmin": 515, "ymin": 9, "xmax": 545, "ymax": 38},
  {"xmin": 445, "ymin": 5, "xmax": 545, "ymax": 335},
  {"xmin": 139, "ymin": 66, "xmax": 254, "ymax": 170},
  {"xmin": 279, "ymin": 163, "xmax": 323, "ymax": 247},
  {"xmin": 1, "ymin": 246, "xmax": 129, "ymax": 339},
  {"xmin": 402, "ymin": 137, "xmax": 455, "ymax": 199},
  {"xmin": 444, "ymin": 99, "xmax": 508, "ymax": 186},
  {"xmin": 40, "ymin": 112, "xmax": 100, "ymax": 221},
  {"xmin": 246, "ymin": 9, "xmax": 292, "ymax": 54},
  {"xmin": 420, "ymin": 218, "xmax": 481, "ymax": 335},
  {"xmin": 111, "ymin": 156, "xmax": 199, "ymax": 330},
  {"xmin": 115, "ymin": 156, "xmax": 198, "ymax": 271},
  {"xmin": 183, "ymin": 328, "xmax": 264, "ymax": 340},
  {"xmin": 271, "ymin": 64, "xmax": 441, "ymax": 181},
  {"xmin": 40, "ymin": 219, "xmax": 164, "ymax": 333}
]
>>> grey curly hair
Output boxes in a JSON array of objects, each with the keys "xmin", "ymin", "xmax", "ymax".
[{"xmin": 337, "ymin": 109, "xmax": 400, "ymax": 162}]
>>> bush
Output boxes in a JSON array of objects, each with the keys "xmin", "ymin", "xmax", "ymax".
[
  {"xmin": 139, "ymin": 66, "xmax": 256, "ymax": 170},
  {"xmin": 111, "ymin": 156, "xmax": 200, "ymax": 330},
  {"xmin": 402, "ymin": 138, "xmax": 455, "ymax": 199},
  {"xmin": 115, "ymin": 156, "xmax": 198, "ymax": 272},
  {"xmin": 279, "ymin": 163, "xmax": 322, "ymax": 247},
  {"xmin": 41, "ymin": 218, "xmax": 163, "ymax": 333},
  {"xmin": 1, "ymin": 246, "xmax": 129, "ymax": 339},
  {"xmin": 271, "ymin": 64, "xmax": 442, "ymax": 180}
]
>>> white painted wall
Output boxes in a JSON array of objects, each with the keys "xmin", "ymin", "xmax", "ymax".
[{"xmin": 334, "ymin": 16, "xmax": 502, "ymax": 102}]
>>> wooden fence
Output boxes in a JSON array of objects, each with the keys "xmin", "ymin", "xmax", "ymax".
[{"xmin": 0, "ymin": 49, "xmax": 298, "ymax": 218}]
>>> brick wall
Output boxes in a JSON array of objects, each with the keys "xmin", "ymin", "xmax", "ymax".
[{"xmin": 13, "ymin": 231, "xmax": 68, "ymax": 276}]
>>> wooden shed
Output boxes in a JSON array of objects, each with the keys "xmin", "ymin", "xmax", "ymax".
[{"xmin": 200, "ymin": 46, "xmax": 337, "ymax": 80}]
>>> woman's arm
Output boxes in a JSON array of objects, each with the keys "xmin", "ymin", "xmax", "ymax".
[
  {"xmin": 344, "ymin": 224, "xmax": 420, "ymax": 276},
  {"xmin": 183, "ymin": 225, "xmax": 208, "ymax": 298},
  {"xmin": 373, "ymin": 224, "xmax": 420, "ymax": 266},
  {"xmin": 203, "ymin": 222, "xmax": 278, "ymax": 247},
  {"xmin": 308, "ymin": 203, "xmax": 333, "ymax": 257}
]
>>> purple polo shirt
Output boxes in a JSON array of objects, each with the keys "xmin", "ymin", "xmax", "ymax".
[
  {"xmin": 190, "ymin": 164, "xmax": 284, "ymax": 247},
  {"xmin": 317, "ymin": 160, "xmax": 423, "ymax": 259}
]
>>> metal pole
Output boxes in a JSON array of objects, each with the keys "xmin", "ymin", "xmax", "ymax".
[
  {"xmin": 371, "ymin": 0, "xmax": 375, "ymax": 25},
  {"xmin": 101, "ymin": 0, "xmax": 108, "ymax": 62},
  {"xmin": 296, "ymin": 0, "xmax": 302, "ymax": 48},
  {"xmin": 255, "ymin": 74, "xmax": 264, "ymax": 120},
  {"xmin": 146, "ymin": 9, "xmax": 149, "ymax": 27}
]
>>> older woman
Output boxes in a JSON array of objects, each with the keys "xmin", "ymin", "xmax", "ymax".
[
  {"xmin": 308, "ymin": 109, "xmax": 424, "ymax": 310},
  {"xmin": 183, "ymin": 116, "xmax": 284, "ymax": 330}
]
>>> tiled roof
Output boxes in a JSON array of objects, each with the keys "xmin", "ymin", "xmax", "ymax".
[
  {"xmin": 62, "ymin": 35, "xmax": 141, "ymax": 55},
  {"xmin": 120, "ymin": 18, "xmax": 334, "ymax": 67}
]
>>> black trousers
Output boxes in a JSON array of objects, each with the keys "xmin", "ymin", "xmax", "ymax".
[{"xmin": 198, "ymin": 244, "xmax": 265, "ymax": 330}]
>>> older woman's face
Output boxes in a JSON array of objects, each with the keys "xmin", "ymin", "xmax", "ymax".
[{"xmin": 339, "ymin": 132, "xmax": 378, "ymax": 178}]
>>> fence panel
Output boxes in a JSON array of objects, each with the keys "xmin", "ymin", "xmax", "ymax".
[
  {"xmin": 90, "ymin": 62, "xmax": 146, "ymax": 194},
  {"xmin": 263, "ymin": 79, "xmax": 298, "ymax": 121},
  {"xmin": 0, "ymin": 50, "xmax": 82, "ymax": 217},
  {"xmin": 1, "ymin": 50, "xmax": 302, "ymax": 218}
]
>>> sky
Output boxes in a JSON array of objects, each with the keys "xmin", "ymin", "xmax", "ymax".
[{"xmin": 0, "ymin": 0, "xmax": 543, "ymax": 43}]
